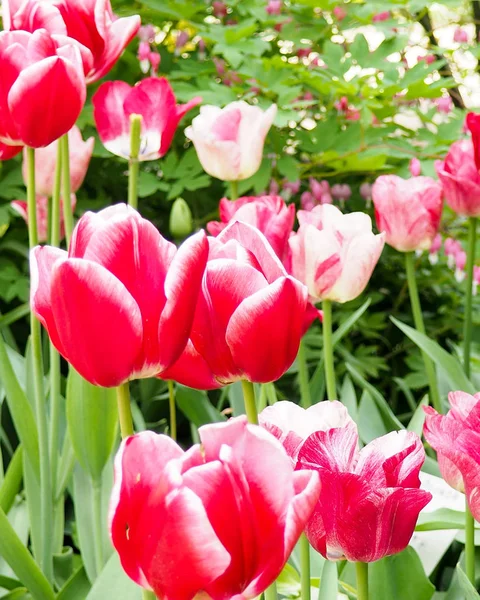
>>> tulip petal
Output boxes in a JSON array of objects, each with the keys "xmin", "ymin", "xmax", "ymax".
[
  {"xmin": 159, "ymin": 340, "xmax": 221, "ymax": 390},
  {"xmin": 298, "ymin": 424, "xmax": 359, "ymax": 473},
  {"xmin": 0, "ymin": 141, "xmax": 22, "ymax": 160},
  {"xmin": 92, "ymin": 80, "xmax": 131, "ymax": 157}
]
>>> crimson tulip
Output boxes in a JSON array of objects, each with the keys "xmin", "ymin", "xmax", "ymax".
[
  {"xmin": 12, "ymin": 194, "xmax": 76, "ymax": 243},
  {"xmin": 289, "ymin": 204, "xmax": 385, "ymax": 303},
  {"xmin": 423, "ymin": 392, "xmax": 480, "ymax": 520},
  {"xmin": 30, "ymin": 204, "xmax": 208, "ymax": 387},
  {"xmin": 0, "ymin": 140, "xmax": 22, "ymax": 160},
  {"xmin": 93, "ymin": 78, "xmax": 202, "ymax": 161},
  {"xmin": 207, "ymin": 195, "xmax": 295, "ymax": 263},
  {"xmin": 3, "ymin": 0, "xmax": 140, "ymax": 83},
  {"xmin": 0, "ymin": 29, "xmax": 89, "ymax": 148},
  {"xmin": 372, "ymin": 175, "xmax": 443, "ymax": 252},
  {"xmin": 109, "ymin": 416, "xmax": 320, "ymax": 599}
]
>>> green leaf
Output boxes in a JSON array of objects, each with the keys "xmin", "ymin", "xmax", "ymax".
[
  {"xmin": 56, "ymin": 567, "xmax": 91, "ymax": 600},
  {"xmin": 175, "ymin": 385, "xmax": 226, "ymax": 428},
  {"xmin": 416, "ymin": 508, "xmax": 467, "ymax": 532},
  {"xmin": 391, "ymin": 317, "xmax": 475, "ymax": 395},
  {"xmin": 332, "ymin": 298, "xmax": 371, "ymax": 347},
  {"xmin": 0, "ymin": 446, "xmax": 22, "ymax": 514},
  {"xmin": 318, "ymin": 560, "xmax": 338, "ymax": 600},
  {"xmin": 276, "ymin": 156, "xmax": 299, "ymax": 181},
  {"xmin": 340, "ymin": 375, "xmax": 357, "ymax": 421},
  {"xmin": 0, "ymin": 576, "xmax": 22, "ymax": 592},
  {"xmin": 276, "ymin": 563, "xmax": 300, "ymax": 598},
  {"xmin": 407, "ymin": 395, "xmax": 429, "ymax": 437},
  {"xmin": 86, "ymin": 554, "xmax": 141, "ymax": 600},
  {"xmin": 456, "ymin": 565, "xmax": 480, "ymax": 599},
  {"xmin": 358, "ymin": 390, "xmax": 388, "ymax": 443}
]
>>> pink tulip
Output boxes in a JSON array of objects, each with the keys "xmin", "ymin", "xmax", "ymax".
[
  {"xmin": 297, "ymin": 427, "xmax": 431, "ymax": 562},
  {"xmin": 409, "ymin": 157, "xmax": 421, "ymax": 177},
  {"xmin": 21, "ymin": 126, "xmax": 94, "ymax": 196},
  {"xmin": 289, "ymin": 205, "xmax": 385, "ymax": 303},
  {"xmin": 109, "ymin": 416, "xmax": 320, "ymax": 599},
  {"xmin": 186, "ymin": 101, "xmax": 277, "ymax": 181},
  {"xmin": 93, "ymin": 78, "xmax": 201, "ymax": 161},
  {"xmin": 333, "ymin": 6, "xmax": 347, "ymax": 20},
  {"xmin": 30, "ymin": 204, "xmax": 208, "ymax": 387},
  {"xmin": 453, "ymin": 27, "xmax": 469, "ymax": 43},
  {"xmin": 11, "ymin": 194, "xmax": 76, "ymax": 243},
  {"xmin": 372, "ymin": 11, "xmax": 390, "ymax": 22},
  {"xmin": 424, "ymin": 392, "xmax": 480, "ymax": 519},
  {"xmin": 372, "ymin": 175, "xmax": 443, "ymax": 252},
  {"xmin": 0, "ymin": 30, "xmax": 88, "ymax": 149},
  {"xmin": 3, "ymin": 0, "xmax": 141, "ymax": 83},
  {"xmin": 207, "ymin": 195, "xmax": 295, "ymax": 264}
]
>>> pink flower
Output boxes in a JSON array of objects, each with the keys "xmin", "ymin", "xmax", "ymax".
[
  {"xmin": 372, "ymin": 11, "xmax": 390, "ymax": 22},
  {"xmin": 473, "ymin": 265, "xmax": 480, "ymax": 295},
  {"xmin": 444, "ymin": 237, "xmax": 462, "ymax": 268},
  {"xmin": 212, "ymin": 1, "xmax": 228, "ymax": 17},
  {"xmin": 21, "ymin": 126, "xmax": 94, "ymax": 196},
  {"xmin": 436, "ymin": 96, "xmax": 453, "ymax": 114},
  {"xmin": 424, "ymin": 392, "xmax": 480, "ymax": 519},
  {"xmin": 138, "ymin": 24, "xmax": 155, "ymax": 43},
  {"xmin": 453, "ymin": 27, "xmax": 469, "ymax": 43},
  {"xmin": 175, "ymin": 30, "xmax": 189, "ymax": 52},
  {"xmin": 207, "ymin": 195, "xmax": 295, "ymax": 264},
  {"xmin": 331, "ymin": 183, "xmax": 352, "ymax": 202},
  {"xmin": 455, "ymin": 250, "xmax": 467, "ymax": 282},
  {"xmin": 297, "ymin": 47, "xmax": 311, "ymax": 59},
  {"xmin": 334, "ymin": 96, "xmax": 349, "ymax": 112},
  {"xmin": 409, "ymin": 157, "xmax": 422, "ymax": 177},
  {"xmin": 301, "ymin": 191, "xmax": 316, "ymax": 211},
  {"xmin": 11, "ymin": 194, "xmax": 76, "ymax": 243},
  {"xmin": 283, "ymin": 179, "xmax": 301, "ymax": 197},
  {"xmin": 30, "ymin": 204, "xmax": 209, "ymax": 387},
  {"xmin": 428, "ymin": 233, "xmax": 442, "ymax": 265},
  {"xmin": 93, "ymin": 78, "xmax": 201, "ymax": 161},
  {"xmin": 359, "ymin": 182, "xmax": 373, "ymax": 201},
  {"xmin": 372, "ymin": 175, "xmax": 443, "ymax": 252},
  {"xmin": 148, "ymin": 52, "xmax": 160, "ymax": 74},
  {"xmin": 333, "ymin": 6, "xmax": 347, "ymax": 20},
  {"xmin": 266, "ymin": 0, "xmax": 282, "ymax": 15},
  {"xmin": 289, "ymin": 204, "xmax": 385, "ymax": 303},
  {"xmin": 137, "ymin": 41, "xmax": 150, "ymax": 62},
  {"xmin": 185, "ymin": 101, "xmax": 277, "ymax": 181},
  {"xmin": 109, "ymin": 417, "xmax": 320, "ymax": 600},
  {"xmin": 310, "ymin": 179, "xmax": 331, "ymax": 203}
]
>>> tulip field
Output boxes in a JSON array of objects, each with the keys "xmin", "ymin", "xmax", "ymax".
[{"xmin": 1, "ymin": 0, "xmax": 480, "ymax": 599}]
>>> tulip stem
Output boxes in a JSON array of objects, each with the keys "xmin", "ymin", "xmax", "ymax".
[
  {"xmin": 168, "ymin": 380, "xmax": 177, "ymax": 441},
  {"xmin": 355, "ymin": 562, "xmax": 369, "ymax": 600},
  {"xmin": 322, "ymin": 300, "xmax": 337, "ymax": 400},
  {"xmin": 230, "ymin": 180, "xmax": 238, "ymax": 201},
  {"xmin": 60, "ymin": 134, "xmax": 74, "ymax": 245},
  {"xmin": 26, "ymin": 147, "xmax": 53, "ymax": 583},
  {"xmin": 463, "ymin": 217, "xmax": 477, "ymax": 379},
  {"xmin": 116, "ymin": 383, "xmax": 134, "ymax": 439},
  {"xmin": 297, "ymin": 339, "xmax": 312, "ymax": 407},
  {"xmin": 241, "ymin": 380, "xmax": 258, "ymax": 424},
  {"xmin": 142, "ymin": 591, "xmax": 156, "ymax": 600},
  {"xmin": 264, "ymin": 581, "xmax": 278, "ymax": 600},
  {"xmin": 128, "ymin": 114, "xmax": 142, "ymax": 210},
  {"xmin": 465, "ymin": 501, "xmax": 476, "ymax": 585},
  {"xmin": 92, "ymin": 478, "xmax": 104, "ymax": 576},
  {"xmin": 299, "ymin": 533, "xmax": 311, "ymax": 600},
  {"xmin": 404, "ymin": 252, "xmax": 442, "ymax": 413}
]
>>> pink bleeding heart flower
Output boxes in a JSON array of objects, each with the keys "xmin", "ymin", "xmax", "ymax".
[
  {"xmin": 333, "ymin": 6, "xmax": 347, "ymax": 20},
  {"xmin": 331, "ymin": 184, "xmax": 352, "ymax": 202},
  {"xmin": 453, "ymin": 27, "xmax": 469, "ymax": 43},
  {"xmin": 93, "ymin": 77, "xmax": 202, "ymax": 161},
  {"xmin": 372, "ymin": 11, "xmax": 390, "ymax": 22},
  {"xmin": 437, "ymin": 96, "xmax": 453, "ymax": 114},
  {"xmin": 428, "ymin": 233, "xmax": 442, "ymax": 265},
  {"xmin": 409, "ymin": 157, "xmax": 421, "ymax": 177},
  {"xmin": 12, "ymin": 194, "xmax": 76, "ymax": 243},
  {"xmin": 109, "ymin": 416, "xmax": 320, "ymax": 599}
]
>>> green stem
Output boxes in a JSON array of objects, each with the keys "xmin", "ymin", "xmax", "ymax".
[
  {"xmin": 465, "ymin": 500, "xmax": 476, "ymax": 585},
  {"xmin": 168, "ymin": 380, "xmax": 177, "ymax": 441},
  {"xmin": 297, "ymin": 339, "xmax": 312, "ymax": 407},
  {"xmin": 0, "ymin": 303, "xmax": 30, "ymax": 327},
  {"xmin": 355, "ymin": 562, "xmax": 369, "ymax": 600},
  {"xmin": 60, "ymin": 134, "xmax": 73, "ymax": 245},
  {"xmin": 230, "ymin": 180, "xmax": 239, "ymax": 201},
  {"xmin": 128, "ymin": 114, "xmax": 142, "ymax": 210},
  {"xmin": 299, "ymin": 533, "xmax": 311, "ymax": 600},
  {"xmin": 264, "ymin": 582, "xmax": 277, "ymax": 600},
  {"xmin": 116, "ymin": 383, "xmax": 134, "ymax": 439},
  {"xmin": 92, "ymin": 478, "xmax": 105, "ymax": 576},
  {"xmin": 463, "ymin": 217, "xmax": 477, "ymax": 379},
  {"xmin": 26, "ymin": 147, "xmax": 53, "ymax": 583},
  {"xmin": 241, "ymin": 380, "xmax": 258, "ymax": 424},
  {"xmin": 50, "ymin": 142, "xmax": 62, "ymax": 247},
  {"xmin": 405, "ymin": 252, "xmax": 442, "ymax": 412},
  {"xmin": 142, "ymin": 591, "xmax": 156, "ymax": 600},
  {"xmin": 322, "ymin": 300, "xmax": 337, "ymax": 400}
]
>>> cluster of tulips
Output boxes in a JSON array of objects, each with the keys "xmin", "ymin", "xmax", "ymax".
[{"xmin": 0, "ymin": 1, "xmax": 480, "ymax": 600}]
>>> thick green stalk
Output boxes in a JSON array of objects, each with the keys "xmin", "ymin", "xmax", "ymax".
[
  {"xmin": 168, "ymin": 380, "xmax": 177, "ymax": 441},
  {"xmin": 92, "ymin": 478, "xmax": 105, "ymax": 575},
  {"xmin": 241, "ymin": 380, "xmax": 258, "ymax": 424},
  {"xmin": 142, "ymin": 591, "xmax": 156, "ymax": 600},
  {"xmin": 128, "ymin": 114, "xmax": 142, "ymax": 210},
  {"xmin": 299, "ymin": 533, "xmax": 311, "ymax": 600},
  {"xmin": 60, "ymin": 134, "xmax": 74, "ymax": 245},
  {"xmin": 264, "ymin": 582, "xmax": 278, "ymax": 600},
  {"xmin": 404, "ymin": 252, "xmax": 442, "ymax": 412},
  {"xmin": 463, "ymin": 217, "xmax": 477, "ymax": 378},
  {"xmin": 230, "ymin": 180, "xmax": 239, "ymax": 201},
  {"xmin": 297, "ymin": 339, "xmax": 312, "ymax": 407},
  {"xmin": 116, "ymin": 383, "xmax": 134, "ymax": 438},
  {"xmin": 355, "ymin": 562, "xmax": 369, "ymax": 600},
  {"xmin": 465, "ymin": 500, "xmax": 476, "ymax": 585},
  {"xmin": 26, "ymin": 147, "xmax": 53, "ymax": 582},
  {"xmin": 322, "ymin": 300, "xmax": 337, "ymax": 400}
]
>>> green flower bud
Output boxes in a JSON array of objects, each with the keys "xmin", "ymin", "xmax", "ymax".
[{"xmin": 169, "ymin": 197, "xmax": 193, "ymax": 239}]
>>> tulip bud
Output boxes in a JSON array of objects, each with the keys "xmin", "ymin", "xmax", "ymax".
[{"xmin": 170, "ymin": 198, "xmax": 193, "ymax": 239}]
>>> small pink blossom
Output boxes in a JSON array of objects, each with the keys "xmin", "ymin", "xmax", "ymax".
[
  {"xmin": 301, "ymin": 191, "xmax": 316, "ymax": 211},
  {"xmin": 331, "ymin": 183, "xmax": 352, "ymax": 202},
  {"xmin": 455, "ymin": 250, "xmax": 467, "ymax": 282},
  {"xmin": 473, "ymin": 266, "xmax": 480, "ymax": 295},
  {"xmin": 409, "ymin": 157, "xmax": 421, "ymax": 177},
  {"xmin": 453, "ymin": 27, "xmax": 469, "ymax": 44},
  {"xmin": 428, "ymin": 233, "xmax": 442, "ymax": 265},
  {"xmin": 436, "ymin": 96, "xmax": 453, "ymax": 114},
  {"xmin": 297, "ymin": 47, "xmax": 312, "ymax": 59},
  {"xmin": 137, "ymin": 41, "xmax": 150, "ymax": 62},
  {"xmin": 360, "ymin": 182, "xmax": 373, "ymax": 201},
  {"xmin": 149, "ymin": 52, "xmax": 161, "ymax": 74},
  {"xmin": 372, "ymin": 11, "xmax": 390, "ymax": 22},
  {"xmin": 212, "ymin": 1, "xmax": 228, "ymax": 18},
  {"xmin": 333, "ymin": 6, "xmax": 347, "ymax": 20},
  {"xmin": 138, "ymin": 24, "xmax": 155, "ymax": 43},
  {"xmin": 266, "ymin": 0, "xmax": 282, "ymax": 15}
]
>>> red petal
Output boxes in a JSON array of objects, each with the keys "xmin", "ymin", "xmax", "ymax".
[
  {"xmin": 0, "ymin": 141, "xmax": 22, "ymax": 160},
  {"xmin": 159, "ymin": 340, "xmax": 222, "ymax": 390},
  {"xmin": 92, "ymin": 80, "xmax": 131, "ymax": 147}
]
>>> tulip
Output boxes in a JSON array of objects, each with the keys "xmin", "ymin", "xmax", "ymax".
[
  {"xmin": 289, "ymin": 204, "xmax": 385, "ymax": 303},
  {"xmin": 423, "ymin": 392, "xmax": 480, "ymax": 519},
  {"xmin": 0, "ymin": 141, "xmax": 22, "ymax": 160},
  {"xmin": 110, "ymin": 416, "xmax": 320, "ymax": 599},
  {"xmin": 297, "ymin": 426, "xmax": 431, "ymax": 562},
  {"xmin": 207, "ymin": 195, "xmax": 295, "ymax": 263},
  {"xmin": 372, "ymin": 175, "xmax": 443, "ymax": 252},
  {"xmin": 0, "ymin": 29, "xmax": 88, "ymax": 148},
  {"xmin": 93, "ymin": 78, "xmax": 202, "ymax": 161},
  {"xmin": 21, "ymin": 126, "xmax": 94, "ymax": 197},
  {"xmin": 11, "ymin": 194, "xmax": 76, "ymax": 243},
  {"xmin": 185, "ymin": 101, "xmax": 277, "ymax": 181},
  {"xmin": 30, "ymin": 204, "xmax": 208, "ymax": 387},
  {"xmin": 3, "ymin": 0, "xmax": 141, "ymax": 83}
]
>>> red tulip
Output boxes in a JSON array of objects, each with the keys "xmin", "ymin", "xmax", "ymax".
[
  {"xmin": 372, "ymin": 175, "xmax": 443, "ymax": 252},
  {"xmin": 3, "ymin": 0, "xmax": 140, "ymax": 83},
  {"xmin": 0, "ymin": 29, "xmax": 88, "ymax": 148},
  {"xmin": 22, "ymin": 126, "xmax": 94, "ymax": 196},
  {"xmin": 109, "ymin": 416, "xmax": 320, "ymax": 599},
  {"xmin": 207, "ymin": 195, "xmax": 295, "ymax": 264},
  {"xmin": 30, "ymin": 204, "xmax": 208, "ymax": 387},
  {"xmin": 12, "ymin": 194, "xmax": 76, "ymax": 243},
  {"xmin": 0, "ymin": 141, "xmax": 22, "ymax": 160},
  {"xmin": 297, "ymin": 425, "xmax": 431, "ymax": 562},
  {"xmin": 289, "ymin": 204, "xmax": 384, "ymax": 303},
  {"xmin": 423, "ymin": 392, "xmax": 480, "ymax": 520},
  {"xmin": 93, "ymin": 78, "xmax": 202, "ymax": 161},
  {"xmin": 466, "ymin": 112, "xmax": 480, "ymax": 170}
]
